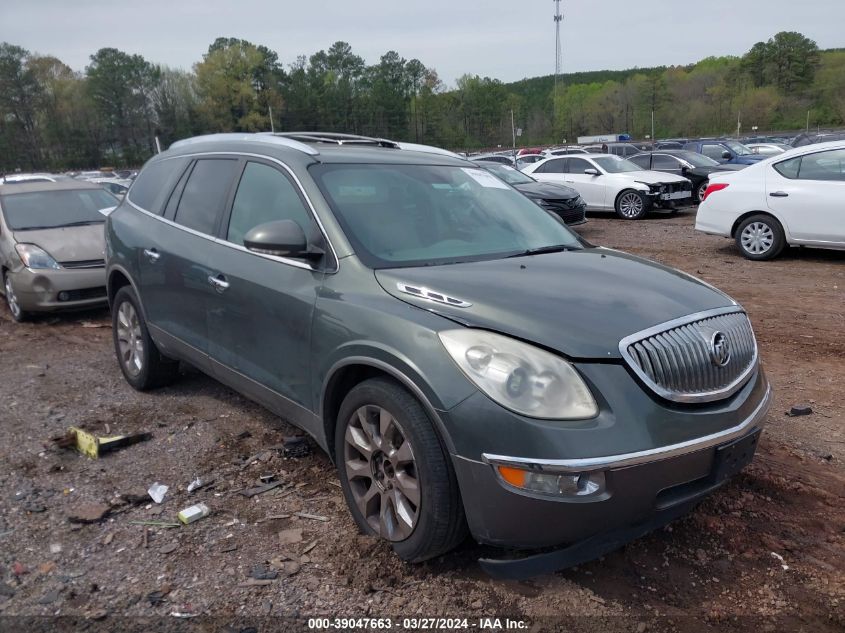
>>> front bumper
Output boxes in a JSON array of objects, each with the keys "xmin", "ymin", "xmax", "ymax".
[
  {"xmin": 8, "ymin": 267, "xmax": 107, "ymax": 312},
  {"xmin": 452, "ymin": 378, "xmax": 771, "ymax": 550}
]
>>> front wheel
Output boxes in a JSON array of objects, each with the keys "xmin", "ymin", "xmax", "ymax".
[
  {"xmin": 3, "ymin": 273, "xmax": 28, "ymax": 322},
  {"xmin": 735, "ymin": 214, "xmax": 786, "ymax": 260},
  {"xmin": 615, "ymin": 190, "xmax": 648, "ymax": 220},
  {"xmin": 696, "ymin": 180, "xmax": 708, "ymax": 204},
  {"xmin": 335, "ymin": 378, "xmax": 466, "ymax": 562},
  {"xmin": 111, "ymin": 286, "xmax": 179, "ymax": 390}
]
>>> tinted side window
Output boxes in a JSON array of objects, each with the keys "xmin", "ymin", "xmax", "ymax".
[
  {"xmin": 566, "ymin": 158, "xmax": 591, "ymax": 174},
  {"xmin": 174, "ymin": 159, "xmax": 239, "ymax": 235},
  {"xmin": 537, "ymin": 158, "xmax": 566, "ymax": 174},
  {"xmin": 774, "ymin": 157, "xmax": 801, "ymax": 179},
  {"xmin": 797, "ymin": 149, "xmax": 845, "ymax": 182},
  {"xmin": 702, "ymin": 144, "xmax": 726, "ymax": 160},
  {"xmin": 628, "ymin": 155, "xmax": 650, "ymax": 169},
  {"xmin": 653, "ymin": 155, "xmax": 679, "ymax": 169},
  {"xmin": 127, "ymin": 157, "xmax": 189, "ymax": 214},
  {"xmin": 227, "ymin": 162, "xmax": 315, "ymax": 246}
]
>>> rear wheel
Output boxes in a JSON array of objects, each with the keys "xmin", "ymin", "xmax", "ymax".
[
  {"xmin": 615, "ymin": 190, "xmax": 648, "ymax": 220},
  {"xmin": 112, "ymin": 286, "xmax": 179, "ymax": 390},
  {"xmin": 696, "ymin": 180, "xmax": 709, "ymax": 204},
  {"xmin": 3, "ymin": 273, "xmax": 28, "ymax": 322},
  {"xmin": 735, "ymin": 214, "xmax": 786, "ymax": 260},
  {"xmin": 335, "ymin": 378, "xmax": 466, "ymax": 562}
]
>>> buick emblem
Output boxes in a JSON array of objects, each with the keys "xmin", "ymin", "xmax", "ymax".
[{"xmin": 709, "ymin": 331, "xmax": 731, "ymax": 367}]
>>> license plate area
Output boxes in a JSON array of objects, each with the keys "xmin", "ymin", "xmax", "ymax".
[
  {"xmin": 661, "ymin": 190, "xmax": 691, "ymax": 200},
  {"xmin": 712, "ymin": 429, "xmax": 761, "ymax": 483}
]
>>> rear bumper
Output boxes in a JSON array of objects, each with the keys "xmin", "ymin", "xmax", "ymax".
[
  {"xmin": 8, "ymin": 267, "xmax": 107, "ymax": 312},
  {"xmin": 453, "ymin": 383, "xmax": 771, "ymax": 550}
]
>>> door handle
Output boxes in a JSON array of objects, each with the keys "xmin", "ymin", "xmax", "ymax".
[
  {"xmin": 143, "ymin": 248, "xmax": 160, "ymax": 262},
  {"xmin": 207, "ymin": 275, "xmax": 230, "ymax": 292},
  {"xmin": 769, "ymin": 191, "xmax": 789, "ymax": 198}
]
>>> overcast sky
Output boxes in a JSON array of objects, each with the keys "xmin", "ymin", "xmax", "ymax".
[{"xmin": 2, "ymin": 0, "xmax": 843, "ymax": 87}]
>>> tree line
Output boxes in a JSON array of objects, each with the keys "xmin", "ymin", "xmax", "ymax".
[{"xmin": 1, "ymin": 31, "xmax": 842, "ymax": 171}]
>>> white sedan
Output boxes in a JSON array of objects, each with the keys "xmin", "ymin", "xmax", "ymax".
[
  {"xmin": 522, "ymin": 154, "xmax": 692, "ymax": 219},
  {"xmin": 695, "ymin": 140, "xmax": 845, "ymax": 260}
]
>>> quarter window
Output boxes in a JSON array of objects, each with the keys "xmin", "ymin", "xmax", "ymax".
[
  {"xmin": 173, "ymin": 159, "xmax": 239, "ymax": 235},
  {"xmin": 127, "ymin": 157, "xmax": 189, "ymax": 214},
  {"xmin": 774, "ymin": 157, "xmax": 801, "ymax": 179},
  {"xmin": 227, "ymin": 162, "xmax": 315, "ymax": 246}
]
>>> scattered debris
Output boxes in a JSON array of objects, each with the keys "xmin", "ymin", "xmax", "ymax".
[
  {"xmin": 24, "ymin": 502, "xmax": 47, "ymax": 513},
  {"xmin": 277, "ymin": 528, "xmax": 304, "ymax": 546},
  {"xmin": 147, "ymin": 590, "xmax": 168, "ymax": 606},
  {"xmin": 238, "ymin": 578, "xmax": 274, "ymax": 588},
  {"xmin": 159, "ymin": 542, "xmax": 179, "ymax": 555},
  {"xmin": 56, "ymin": 427, "xmax": 151, "ymax": 459},
  {"xmin": 80, "ymin": 321, "xmax": 111, "ymax": 329},
  {"xmin": 38, "ymin": 589, "xmax": 62, "ymax": 605},
  {"xmin": 295, "ymin": 512, "xmax": 329, "ymax": 522},
  {"xmin": 220, "ymin": 543, "xmax": 238, "ymax": 553},
  {"xmin": 148, "ymin": 483, "xmax": 169, "ymax": 504},
  {"xmin": 235, "ymin": 431, "xmax": 252, "ymax": 440},
  {"xmin": 771, "ymin": 552, "xmax": 790, "ymax": 571},
  {"xmin": 102, "ymin": 533, "xmax": 114, "ymax": 545},
  {"xmin": 250, "ymin": 565, "xmax": 278, "ymax": 581},
  {"xmin": 129, "ymin": 520, "xmax": 180, "ymax": 528},
  {"xmin": 237, "ymin": 481, "xmax": 283, "ymax": 498},
  {"xmin": 787, "ymin": 404, "xmax": 813, "ymax": 417},
  {"xmin": 68, "ymin": 502, "xmax": 111, "ymax": 524},
  {"xmin": 178, "ymin": 503, "xmax": 211, "ymax": 525},
  {"xmin": 256, "ymin": 514, "xmax": 291, "ymax": 524},
  {"xmin": 283, "ymin": 436, "xmax": 310, "ymax": 458},
  {"xmin": 0, "ymin": 584, "xmax": 15, "ymax": 598},
  {"xmin": 302, "ymin": 540, "xmax": 319, "ymax": 554},
  {"xmin": 49, "ymin": 543, "xmax": 62, "ymax": 554},
  {"xmin": 171, "ymin": 605, "xmax": 200, "ymax": 618},
  {"xmin": 259, "ymin": 474, "xmax": 276, "ymax": 484}
]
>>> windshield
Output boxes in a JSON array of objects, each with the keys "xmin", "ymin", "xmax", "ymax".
[
  {"xmin": 0, "ymin": 189, "xmax": 116, "ymax": 230},
  {"xmin": 481, "ymin": 163, "xmax": 535, "ymax": 185},
  {"xmin": 675, "ymin": 151, "xmax": 720, "ymax": 167},
  {"xmin": 724, "ymin": 141, "xmax": 752, "ymax": 156},
  {"xmin": 311, "ymin": 164, "xmax": 583, "ymax": 268},
  {"xmin": 592, "ymin": 156, "xmax": 641, "ymax": 173}
]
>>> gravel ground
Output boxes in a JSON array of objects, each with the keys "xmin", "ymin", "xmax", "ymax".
[{"xmin": 0, "ymin": 209, "xmax": 842, "ymax": 632}]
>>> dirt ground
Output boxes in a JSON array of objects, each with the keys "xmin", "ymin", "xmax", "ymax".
[{"xmin": 0, "ymin": 209, "xmax": 842, "ymax": 632}]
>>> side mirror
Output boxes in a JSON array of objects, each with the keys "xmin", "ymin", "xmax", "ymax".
[
  {"xmin": 584, "ymin": 168, "xmax": 600, "ymax": 176},
  {"xmin": 243, "ymin": 219, "xmax": 323, "ymax": 261},
  {"xmin": 721, "ymin": 150, "xmax": 732, "ymax": 159}
]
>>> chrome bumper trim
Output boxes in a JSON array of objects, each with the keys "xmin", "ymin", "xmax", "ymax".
[{"xmin": 482, "ymin": 383, "xmax": 771, "ymax": 474}]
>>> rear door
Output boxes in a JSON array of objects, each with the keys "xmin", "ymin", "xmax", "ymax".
[
  {"xmin": 766, "ymin": 149, "xmax": 845, "ymax": 244},
  {"xmin": 204, "ymin": 159, "xmax": 328, "ymax": 429},
  {"xmin": 145, "ymin": 157, "xmax": 240, "ymax": 357}
]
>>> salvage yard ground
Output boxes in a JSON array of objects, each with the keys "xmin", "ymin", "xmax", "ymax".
[{"xmin": 0, "ymin": 211, "xmax": 842, "ymax": 631}]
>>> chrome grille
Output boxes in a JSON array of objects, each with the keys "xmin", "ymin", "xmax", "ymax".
[
  {"xmin": 60, "ymin": 259, "xmax": 105, "ymax": 269},
  {"xmin": 620, "ymin": 308, "xmax": 758, "ymax": 403}
]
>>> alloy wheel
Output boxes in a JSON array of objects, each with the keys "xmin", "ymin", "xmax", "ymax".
[
  {"xmin": 740, "ymin": 221, "xmax": 774, "ymax": 255},
  {"xmin": 4, "ymin": 277, "xmax": 21, "ymax": 320},
  {"xmin": 697, "ymin": 182, "xmax": 708, "ymax": 203},
  {"xmin": 116, "ymin": 300, "xmax": 144, "ymax": 376},
  {"xmin": 343, "ymin": 405, "xmax": 420, "ymax": 541},
  {"xmin": 618, "ymin": 192, "xmax": 644, "ymax": 218}
]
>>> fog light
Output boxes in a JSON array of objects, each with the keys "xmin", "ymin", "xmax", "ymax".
[
  {"xmin": 496, "ymin": 465, "xmax": 606, "ymax": 497},
  {"xmin": 58, "ymin": 291, "xmax": 70, "ymax": 302}
]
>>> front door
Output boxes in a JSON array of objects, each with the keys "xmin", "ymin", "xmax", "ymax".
[
  {"xmin": 563, "ymin": 157, "xmax": 606, "ymax": 209},
  {"xmin": 766, "ymin": 148, "xmax": 845, "ymax": 244},
  {"xmin": 205, "ymin": 159, "xmax": 326, "ymax": 427}
]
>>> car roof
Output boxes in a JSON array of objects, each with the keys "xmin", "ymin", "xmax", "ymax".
[
  {"xmin": 164, "ymin": 132, "xmax": 471, "ymax": 168},
  {"xmin": 0, "ymin": 180, "xmax": 104, "ymax": 195}
]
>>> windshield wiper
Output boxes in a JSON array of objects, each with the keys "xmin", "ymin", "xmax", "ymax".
[
  {"xmin": 59, "ymin": 220, "xmax": 105, "ymax": 227},
  {"xmin": 505, "ymin": 244, "xmax": 578, "ymax": 258}
]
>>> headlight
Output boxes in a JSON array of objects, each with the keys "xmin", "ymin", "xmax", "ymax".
[
  {"xmin": 15, "ymin": 244, "xmax": 61, "ymax": 270},
  {"xmin": 438, "ymin": 329, "xmax": 598, "ymax": 419}
]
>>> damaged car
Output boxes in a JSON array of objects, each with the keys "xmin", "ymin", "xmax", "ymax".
[{"xmin": 105, "ymin": 132, "xmax": 770, "ymax": 578}]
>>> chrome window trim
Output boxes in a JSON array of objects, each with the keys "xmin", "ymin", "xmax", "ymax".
[
  {"xmin": 482, "ymin": 383, "xmax": 771, "ymax": 474},
  {"xmin": 618, "ymin": 306, "xmax": 757, "ymax": 403},
  {"xmin": 125, "ymin": 151, "xmax": 339, "ymax": 273}
]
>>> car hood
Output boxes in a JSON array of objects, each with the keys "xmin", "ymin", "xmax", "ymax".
[
  {"xmin": 375, "ymin": 248, "xmax": 735, "ymax": 360},
  {"xmin": 625, "ymin": 170, "xmax": 690, "ymax": 185},
  {"xmin": 13, "ymin": 224, "xmax": 106, "ymax": 263},
  {"xmin": 513, "ymin": 181, "xmax": 579, "ymax": 200}
]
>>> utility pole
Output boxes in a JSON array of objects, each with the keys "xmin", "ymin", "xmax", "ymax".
[
  {"xmin": 651, "ymin": 110, "xmax": 655, "ymax": 144},
  {"xmin": 806, "ymin": 110, "xmax": 810, "ymax": 132},
  {"xmin": 553, "ymin": 0, "xmax": 563, "ymax": 136},
  {"xmin": 511, "ymin": 110, "xmax": 517, "ymax": 162},
  {"xmin": 736, "ymin": 110, "xmax": 741, "ymax": 138},
  {"xmin": 268, "ymin": 105, "xmax": 275, "ymax": 133}
]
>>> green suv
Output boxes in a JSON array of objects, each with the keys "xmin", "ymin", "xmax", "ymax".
[{"xmin": 105, "ymin": 133, "xmax": 771, "ymax": 578}]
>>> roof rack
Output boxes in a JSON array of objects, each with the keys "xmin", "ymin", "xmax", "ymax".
[
  {"xmin": 169, "ymin": 133, "xmax": 319, "ymax": 155},
  {"xmin": 274, "ymin": 132, "xmax": 400, "ymax": 149}
]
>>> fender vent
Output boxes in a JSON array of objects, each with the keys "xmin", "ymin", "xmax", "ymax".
[{"xmin": 396, "ymin": 283, "xmax": 472, "ymax": 308}]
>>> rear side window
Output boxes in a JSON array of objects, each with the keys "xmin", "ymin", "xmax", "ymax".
[
  {"xmin": 174, "ymin": 159, "xmax": 239, "ymax": 235},
  {"xmin": 537, "ymin": 158, "xmax": 566, "ymax": 173},
  {"xmin": 628, "ymin": 155, "xmax": 650, "ymax": 169},
  {"xmin": 653, "ymin": 155, "xmax": 679, "ymax": 170},
  {"xmin": 796, "ymin": 149, "xmax": 845, "ymax": 181},
  {"xmin": 127, "ymin": 158, "xmax": 188, "ymax": 214},
  {"xmin": 227, "ymin": 162, "xmax": 315, "ymax": 246}
]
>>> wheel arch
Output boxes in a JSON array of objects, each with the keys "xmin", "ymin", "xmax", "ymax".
[
  {"xmin": 320, "ymin": 357, "xmax": 456, "ymax": 464},
  {"xmin": 730, "ymin": 210, "xmax": 785, "ymax": 238}
]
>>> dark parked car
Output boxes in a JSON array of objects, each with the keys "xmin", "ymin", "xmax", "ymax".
[
  {"xmin": 480, "ymin": 163, "xmax": 586, "ymax": 225},
  {"xmin": 790, "ymin": 131, "xmax": 845, "ymax": 147},
  {"xmin": 469, "ymin": 154, "xmax": 515, "ymax": 166},
  {"xmin": 105, "ymin": 132, "xmax": 771, "ymax": 578},
  {"xmin": 683, "ymin": 140, "xmax": 765, "ymax": 166},
  {"xmin": 601, "ymin": 142, "xmax": 650, "ymax": 157},
  {"xmin": 628, "ymin": 150, "xmax": 745, "ymax": 202}
]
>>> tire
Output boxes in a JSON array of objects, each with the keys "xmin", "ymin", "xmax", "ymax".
[
  {"xmin": 3, "ymin": 272, "xmax": 29, "ymax": 322},
  {"xmin": 615, "ymin": 189, "xmax": 648, "ymax": 220},
  {"xmin": 111, "ymin": 286, "xmax": 179, "ymax": 390},
  {"xmin": 695, "ymin": 180, "xmax": 708, "ymax": 204},
  {"xmin": 734, "ymin": 214, "xmax": 786, "ymax": 261},
  {"xmin": 335, "ymin": 378, "xmax": 467, "ymax": 562}
]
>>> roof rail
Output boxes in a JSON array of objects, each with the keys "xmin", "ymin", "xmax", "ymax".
[
  {"xmin": 274, "ymin": 132, "xmax": 400, "ymax": 149},
  {"xmin": 169, "ymin": 133, "xmax": 319, "ymax": 155}
]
